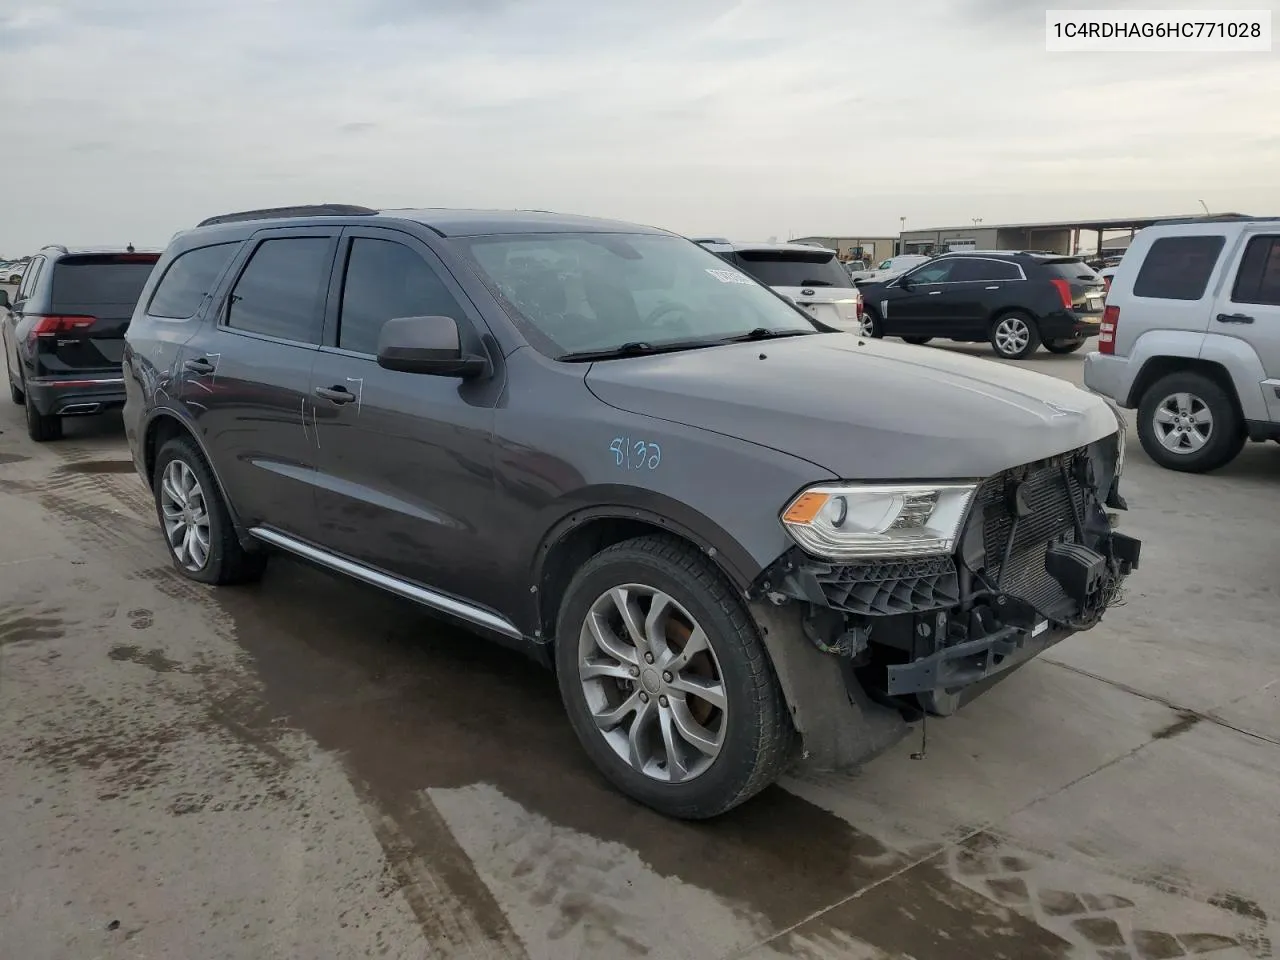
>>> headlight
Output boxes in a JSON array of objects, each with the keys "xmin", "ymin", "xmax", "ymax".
[{"xmin": 781, "ymin": 483, "xmax": 978, "ymax": 561}]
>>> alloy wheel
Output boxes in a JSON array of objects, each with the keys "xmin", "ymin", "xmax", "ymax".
[
  {"xmin": 858, "ymin": 315, "xmax": 876, "ymax": 337},
  {"xmin": 160, "ymin": 459, "xmax": 212, "ymax": 571},
  {"xmin": 994, "ymin": 316, "xmax": 1030, "ymax": 356},
  {"xmin": 1153, "ymin": 391, "xmax": 1213, "ymax": 454},
  {"xmin": 578, "ymin": 584, "xmax": 727, "ymax": 783}
]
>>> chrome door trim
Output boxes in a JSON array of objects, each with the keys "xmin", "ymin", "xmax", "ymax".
[{"xmin": 248, "ymin": 526, "xmax": 524, "ymax": 639}]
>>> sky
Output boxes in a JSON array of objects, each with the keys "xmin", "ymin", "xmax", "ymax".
[{"xmin": 1, "ymin": 0, "xmax": 1278, "ymax": 255}]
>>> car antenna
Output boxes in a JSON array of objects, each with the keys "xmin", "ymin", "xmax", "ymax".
[{"xmin": 126, "ymin": 243, "xmax": 135, "ymax": 253}]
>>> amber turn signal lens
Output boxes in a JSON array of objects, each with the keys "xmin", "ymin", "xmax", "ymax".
[{"xmin": 782, "ymin": 492, "xmax": 828, "ymax": 525}]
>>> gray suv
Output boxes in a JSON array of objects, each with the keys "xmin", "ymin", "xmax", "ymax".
[{"xmin": 123, "ymin": 205, "xmax": 1140, "ymax": 819}]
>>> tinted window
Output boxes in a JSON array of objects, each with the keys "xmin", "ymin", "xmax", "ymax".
[
  {"xmin": 226, "ymin": 238, "xmax": 331, "ymax": 343},
  {"xmin": 1231, "ymin": 235, "xmax": 1280, "ymax": 307},
  {"xmin": 339, "ymin": 239, "xmax": 467, "ymax": 355},
  {"xmin": 734, "ymin": 250, "xmax": 853, "ymax": 288},
  {"xmin": 148, "ymin": 243, "xmax": 239, "ymax": 319},
  {"xmin": 905, "ymin": 260, "xmax": 958, "ymax": 283},
  {"xmin": 948, "ymin": 258, "xmax": 1021, "ymax": 282},
  {"xmin": 17, "ymin": 257, "xmax": 43, "ymax": 299},
  {"xmin": 1133, "ymin": 236, "xmax": 1225, "ymax": 301},
  {"xmin": 1041, "ymin": 259, "xmax": 1101, "ymax": 282},
  {"xmin": 50, "ymin": 256, "xmax": 158, "ymax": 313},
  {"xmin": 458, "ymin": 232, "xmax": 816, "ymax": 357}
]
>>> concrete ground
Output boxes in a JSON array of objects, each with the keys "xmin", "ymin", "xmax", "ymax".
[{"xmin": 1, "ymin": 338, "xmax": 1276, "ymax": 960}]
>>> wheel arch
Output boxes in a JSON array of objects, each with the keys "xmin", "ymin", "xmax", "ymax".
[
  {"xmin": 1126, "ymin": 356, "xmax": 1243, "ymax": 422},
  {"xmin": 143, "ymin": 409, "xmax": 252, "ymax": 546},
  {"xmin": 531, "ymin": 500, "xmax": 762, "ymax": 645}
]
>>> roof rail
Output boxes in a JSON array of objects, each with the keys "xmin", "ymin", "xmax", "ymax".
[
  {"xmin": 1151, "ymin": 213, "xmax": 1263, "ymax": 226},
  {"xmin": 196, "ymin": 204, "xmax": 379, "ymax": 228},
  {"xmin": 40, "ymin": 243, "xmax": 69, "ymax": 254}
]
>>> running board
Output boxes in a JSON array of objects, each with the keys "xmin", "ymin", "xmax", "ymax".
[{"xmin": 248, "ymin": 526, "xmax": 523, "ymax": 640}]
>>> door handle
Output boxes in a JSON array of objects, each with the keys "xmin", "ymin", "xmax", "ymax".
[
  {"xmin": 1215, "ymin": 313, "xmax": 1254, "ymax": 324},
  {"xmin": 314, "ymin": 385, "xmax": 356, "ymax": 404},
  {"xmin": 928, "ymin": 290, "xmax": 942, "ymax": 295},
  {"xmin": 184, "ymin": 357, "xmax": 215, "ymax": 374},
  {"xmin": 985, "ymin": 285, "xmax": 1000, "ymax": 290}
]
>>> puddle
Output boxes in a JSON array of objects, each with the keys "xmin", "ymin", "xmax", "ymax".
[
  {"xmin": 0, "ymin": 602, "xmax": 66, "ymax": 647},
  {"xmin": 55, "ymin": 459, "xmax": 136, "ymax": 475},
  {"xmin": 198, "ymin": 561, "xmax": 1075, "ymax": 957}
]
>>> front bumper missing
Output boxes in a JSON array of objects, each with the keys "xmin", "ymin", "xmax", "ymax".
[{"xmin": 885, "ymin": 621, "xmax": 1065, "ymax": 696}]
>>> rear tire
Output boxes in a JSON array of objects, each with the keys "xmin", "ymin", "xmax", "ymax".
[
  {"xmin": 902, "ymin": 336, "xmax": 932, "ymax": 345},
  {"xmin": 24, "ymin": 394, "xmax": 62, "ymax": 442},
  {"xmin": 1045, "ymin": 339, "xmax": 1085, "ymax": 354},
  {"xmin": 989, "ymin": 311, "xmax": 1041, "ymax": 360},
  {"xmin": 152, "ymin": 435, "xmax": 267, "ymax": 584},
  {"xmin": 555, "ymin": 535, "xmax": 793, "ymax": 819},
  {"xmin": 859, "ymin": 309, "xmax": 883, "ymax": 338},
  {"xmin": 1137, "ymin": 372, "xmax": 1244, "ymax": 473}
]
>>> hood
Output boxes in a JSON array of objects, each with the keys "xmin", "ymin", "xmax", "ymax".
[{"xmin": 585, "ymin": 334, "xmax": 1119, "ymax": 480}]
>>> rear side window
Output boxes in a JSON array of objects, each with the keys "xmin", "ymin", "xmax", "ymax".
[
  {"xmin": 735, "ymin": 250, "xmax": 853, "ymax": 288},
  {"xmin": 948, "ymin": 259, "xmax": 1021, "ymax": 282},
  {"xmin": 148, "ymin": 243, "xmax": 240, "ymax": 319},
  {"xmin": 227, "ymin": 238, "xmax": 331, "ymax": 344},
  {"xmin": 17, "ymin": 257, "xmax": 43, "ymax": 299},
  {"xmin": 1133, "ymin": 236, "xmax": 1225, "ymax": 301},
  {"xmin": 338, "ymin": 238, "xmax": 468, "ymax": 355},
  {"xmin": 50, "ymin": 255, "xmax": 158, "ymax": 313},
  {"xmin": 1231, "ymin": 235, "xmax": 1280, "ymax": 306}
]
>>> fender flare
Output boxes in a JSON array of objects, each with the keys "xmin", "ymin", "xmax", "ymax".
[
  {"xmin": 142, "ymin": 407, "xmax": 253, "ymax": 546},
  {"xmin": 530, "ymin": 494, "xmax": 762, "ymax": 600}
]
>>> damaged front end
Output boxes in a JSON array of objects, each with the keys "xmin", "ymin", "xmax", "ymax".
[{"xmin": 757, "ymin": 431, "xmax": 1141, "ymax": 718}]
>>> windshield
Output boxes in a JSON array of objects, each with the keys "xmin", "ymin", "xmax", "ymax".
[{"xmin": 455, "ymin": 233, "xmax": 818, "ymax": 357}]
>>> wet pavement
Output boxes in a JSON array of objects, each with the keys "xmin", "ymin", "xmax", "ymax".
[{"xmin": 1, "ymin": 348, "xmax": 1278, "ymax": 959}]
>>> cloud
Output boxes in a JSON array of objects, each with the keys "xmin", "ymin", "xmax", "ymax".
[{"xmin": 0, "ymin": 0, "xmax": 1277, "ymax": 251}]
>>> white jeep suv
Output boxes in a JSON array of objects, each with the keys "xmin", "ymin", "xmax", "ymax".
[{"xmin": 1084, "ymin": 216, "xmax": 1280, "ymax": 472}]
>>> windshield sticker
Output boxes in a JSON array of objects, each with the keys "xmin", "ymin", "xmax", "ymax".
[
  {"xmin": 611, "ymin": 437, "xmax": 662, "ymax": 470},
  {"xmin": 705, "ymin": 268, "xmax": 754, "ymax": 285}
]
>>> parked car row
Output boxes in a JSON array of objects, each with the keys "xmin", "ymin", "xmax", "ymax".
[
  {"xmin": 3, "ymin": 204, "xmax": 1141, "ymax": 818},
  {"xmin": 1, "ymin": 259, "xmax": 27, "ymax": 285}
]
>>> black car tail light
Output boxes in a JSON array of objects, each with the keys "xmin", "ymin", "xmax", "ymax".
[{"xmin": 1048, "ymin": 278, "xmax": 1074, "ymax": 309}]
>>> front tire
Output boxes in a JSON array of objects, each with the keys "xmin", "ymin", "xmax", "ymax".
[
  {"xmin": 152, "ymin": 435, "xmax": 267, "ymax": 584},
  {"xmin": 989, "ymin": 311, "xmax": 1041, "ymax": 360},
  {"xmin": 1044, "ymin": 339, "xmax": 1085, "ymax": 354},
  {"xmin": 555, "ymin": 535, "xmax": 793, "ymax": 819},
  {"xmin": 1137, "ymin": 372, "xmax": 1244, "ymax": 473}
]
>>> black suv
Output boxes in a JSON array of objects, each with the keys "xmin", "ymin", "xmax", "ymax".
[
  {"xmin": 122, "ymin": 205, "xmax": 1138, "ymax": 819},
  {"xmin": 2, "ymin": 245, "xmax": 160, "ymax": 440},
  {"xmin": 856, "ymin": 251, "xmax": 1106, "ymax": 359}
]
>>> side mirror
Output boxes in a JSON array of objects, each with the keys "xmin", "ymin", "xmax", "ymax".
[
  {"xmin": 0, "ymin": 289, "xmax": 9, "ymax": 309},
  {"xmin": 376, "ymin": 315, "xmax": 488, "ymax": 378},
  {"xmin": 898, "ymin": 275, "xmax": 912, "ymax": 290}
]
